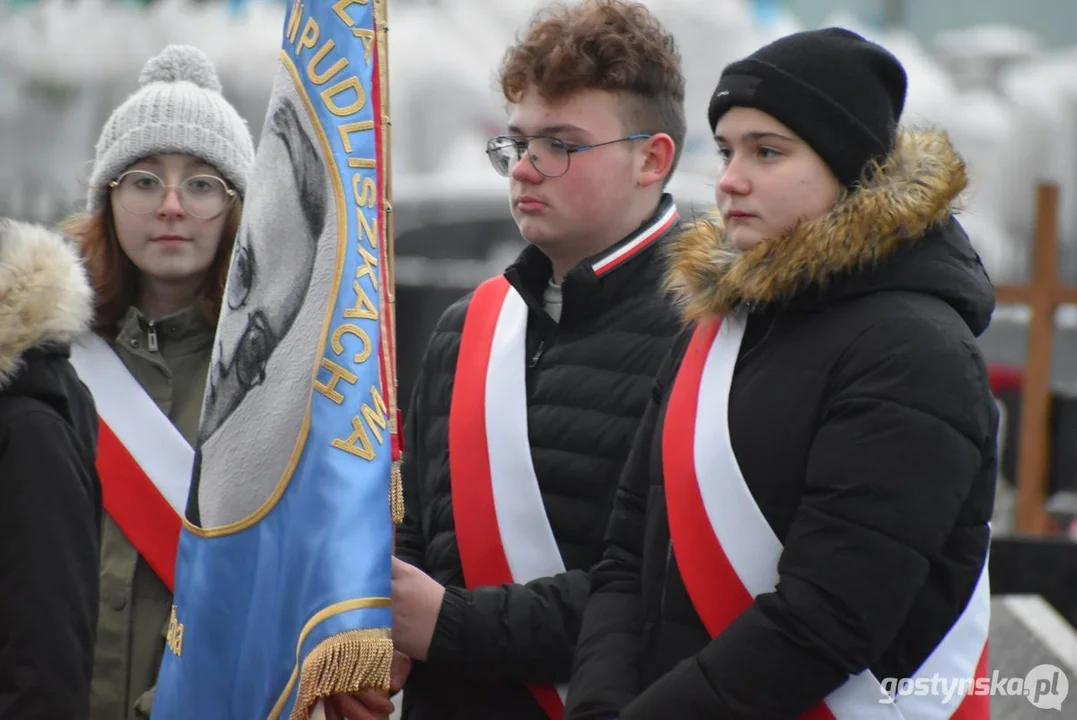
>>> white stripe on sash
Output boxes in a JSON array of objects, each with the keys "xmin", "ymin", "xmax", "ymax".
[
  {"xmin": 487, "ymin": 289, "xmax": 567, "ymax": 582},
  {"xmin": 69, "ymin": 332, "xmax": 193, "ymax": 515},
  {"xmin": 695, "ymin": 313, "xmax": 783, "ymax": 593},
  {"xmin": 484, "ymin": 287, "xmax": 568, "ymax": 703},
  {"xmin": 694, "ymin": 311, "xmax": 988, "ymax": 719},
  {"xmin": 894, "ymin": 558, "xmax": 990, "ymax": 717}
]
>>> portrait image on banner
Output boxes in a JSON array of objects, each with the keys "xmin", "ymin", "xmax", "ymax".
[{"xmin": 193, "ymin": 69, "xmax": 334, "ymax": 527}]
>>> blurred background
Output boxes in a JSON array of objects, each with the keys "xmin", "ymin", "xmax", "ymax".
[
  {"xmin": 4, "ymin": 0, "xmax": 1077, "ymax": 539},
  {"xmin": 7, "ymin": 0, "xmax": 1077, "ymax": 280}
]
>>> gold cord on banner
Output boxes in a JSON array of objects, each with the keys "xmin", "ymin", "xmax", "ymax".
[
  {"xmin": 390, "ymin": 460, "xmax": 404, "ymax": 525},
  {"xmin": 292, "ymin": 628, "xmax": 394, "ymax": 720}
]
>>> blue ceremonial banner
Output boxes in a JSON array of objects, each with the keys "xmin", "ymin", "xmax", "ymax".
[{"xmin": 153, "ymin": 0, "xmax": 400, "ymax": 717}]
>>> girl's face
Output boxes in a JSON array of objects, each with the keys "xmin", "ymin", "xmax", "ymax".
[
  {"xmin": 110, "ymin": 153, "xmax": 234, "ymax": 285},
  {"xmin": 714, "ymin": 107, "xmax": 842, "ymax": 251}
]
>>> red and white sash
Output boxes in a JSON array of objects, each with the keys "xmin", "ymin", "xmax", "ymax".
[
  {"xmin": 69, "ymin": 333, "xmax": 192, "ymax": 591},
  {"xmin": 449, "ymin": 276, "xmax": 568, "ymax": 719},
  {"xmin": 663, "ymin": 313, "xmax": 990, "ymax": 719}
]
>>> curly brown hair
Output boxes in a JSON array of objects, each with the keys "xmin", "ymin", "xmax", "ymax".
[
  {"xmin": 499, "ymin": 0, "xmax": 686, "ymax": 173},
  {"xmin": 61, "ymin": 199, "xmax": 242, "ymax": 337}
]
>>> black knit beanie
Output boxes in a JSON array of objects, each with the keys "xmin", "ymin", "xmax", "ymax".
[{"xmin": 708, "ymin": 28, "xmax": 907, "ymax": 186}]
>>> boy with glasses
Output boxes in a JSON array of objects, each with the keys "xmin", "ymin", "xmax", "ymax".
[{"xmin": 331, "ymin": 1, "xmax": 688, "ymax": 718}]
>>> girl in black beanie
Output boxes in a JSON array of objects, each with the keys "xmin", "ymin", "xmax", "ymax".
[{"xmin": 567, "ymin": 28, "xmax": 997, "ymax": 720}]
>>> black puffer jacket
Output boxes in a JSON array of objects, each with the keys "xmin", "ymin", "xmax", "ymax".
[
  {"xmin": 397, "ymin": 196, "xmax": 683, "ymax": 719},
  {"xmin": 567, "ymin": 131, "xmax": 999, "ymax": 719},
  {"xmin": 0, "ymin": 220, "xmax": 102, "ymax": 719}
]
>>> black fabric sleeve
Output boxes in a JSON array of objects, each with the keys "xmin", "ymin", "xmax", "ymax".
[{"xmin": 0, "ymin": 404, "xmax": 100, "ymax": 719}]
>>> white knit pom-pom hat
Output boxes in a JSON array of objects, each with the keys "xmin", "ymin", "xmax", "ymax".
[{"xmin": 87, "ymin": 45, "xmax": 255, "ymax": 212}]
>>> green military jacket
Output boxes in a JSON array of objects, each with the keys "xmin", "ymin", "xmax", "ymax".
[{"xmin": 89, "ymin": 306, "xmax": 214, "ymax": 719}]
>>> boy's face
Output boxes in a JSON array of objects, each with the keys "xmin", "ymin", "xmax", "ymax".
[{"xmin": 504, "ymin": 87, "xmax": 652, "ymax": 258}]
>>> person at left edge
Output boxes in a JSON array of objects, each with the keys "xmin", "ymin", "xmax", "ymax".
[{"xmin": 0, "ymin": 218, "xmax": 101, "ymax": 719}]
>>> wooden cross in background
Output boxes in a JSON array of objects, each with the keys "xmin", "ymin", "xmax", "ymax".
[{"xmin": 993, "ymin": 184, "xmax": 1077, "ymax": 535}]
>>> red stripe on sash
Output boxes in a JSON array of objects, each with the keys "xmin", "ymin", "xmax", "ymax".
[
  {"xmin": 951, "ymin": 644, "xmax": 990, "ymax": 720},
  {"xmin": 97, "ymin": 420, "xmax": 180, "ymax": 591},
  {"xmin": 664, "ymin": 318, "xmax": 755, "ymax": 634},
  {"xmin": 450, "ymin": 276, "xmax": 515, "ymax": 588},
  {"xmin": 664, "ymin": 319, "xmax": 833, "ymax": 719},
  {"xmin": 449, "ymin": 276, "xmax": 564, "ymax": 720}
]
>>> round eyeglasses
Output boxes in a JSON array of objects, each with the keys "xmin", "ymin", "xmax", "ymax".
[
  {"xmin": 109, "ymin": 170, "xmax": 236, "ymax": 219},
  {"xmin": 485, "ymin": 133, "xmax": 653, "ymax": 178}
]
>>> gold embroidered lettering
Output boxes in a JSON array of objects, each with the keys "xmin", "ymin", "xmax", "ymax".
[
  {"xmin": 331, "ymin": 385, "xmax": 387, "ymax": 459},
  {"xmin": 297, "ymin": 17, "xmax": 320, "ymax": 53},
  {"xmin": 320, "ymin": 76, "xmax": 367, "ymax": 117},
  {"xmin": 166, "ymin": 605, "xmax": 184, "ymax": 657},
  {"xmin": 351, "ymin": 27, "xmax": 375, "ymax": 63},
  {"xmin": 347, "ymin": 157, "xmax": 377, "ymax": 169},
  {"xmin": 339, "ymin": 120, "xmax": 374, "ymax": 154},
  {"xmin": 314, "ymin": 358, "xmax": 358, "ymax": 404},
  {"xmin": 307, "ymin": 39, "xmax": 347, "ymax": 84},
  {"xmin": 356, "ymin": 208, "xmax": 378, "ymax": 249},
  {"xmin": 332, "ymin": 0, "xmax": 369, "ymax": 19},
  {"xmin": 306, "ymin": 0, "xmax": 386, "ymax": 459},
  {"xmin": 361, "ymin": 385, "xmax": 388, "ymax": 444},
  {"xmin": 331, "ymin": 324, "xmax": 372, "ymax": 363},
  {"xmin": 331, "ymin": 0, "xmax": 375, "ymax": 62},
  {"xmin": 286, "ymin": 0, "xmax": 305, "ymax": 44},
  {"xmin": 356, "ymin": 242, "xmax": 379, "ymax": 281},
  {"xmin": 352, "ymin": 173, "xmax": 377, "ymax": 209},
  {"xmin": 344, "ymin": 280, "xmax": 378, "ymax": 322}
]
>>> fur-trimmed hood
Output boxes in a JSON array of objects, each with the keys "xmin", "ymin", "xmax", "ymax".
[
  {"xmin": 666, "ymin": 129, "xmax": 995, "ymax": 334},
  {"xmin": 0, "ymin": 219, "xmax": 94, "ymax": 390}
]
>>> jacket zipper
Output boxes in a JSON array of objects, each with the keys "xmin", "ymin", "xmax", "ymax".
[
  {"xmin": 528, "ymin": 340, "xmax": 546, "ymax": 368},
  {"xmin": 147, "ymin": 321, "xmax": 159, "ymax": 352},
  {"xmin": 528, "ymin": 325, "xmax": 558, "ymax": 369}
]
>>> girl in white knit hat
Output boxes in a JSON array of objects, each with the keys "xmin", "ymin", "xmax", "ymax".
[{"xmin": 61, "ymin": 44, "xmax": 254, "ymax": 720}]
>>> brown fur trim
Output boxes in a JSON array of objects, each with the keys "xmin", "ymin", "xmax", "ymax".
[{"xmin": 665, "ymin": 129, "xmax": 968, "ymax": 323}]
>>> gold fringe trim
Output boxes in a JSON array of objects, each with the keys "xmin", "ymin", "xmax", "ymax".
[
  {"xmin": 390, "ymin": 460, "xmax": 404, "ymax": 525},
  {"xmin": 292, "ymin": 628, "xmax": 394, "ymax": 719}
]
